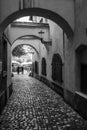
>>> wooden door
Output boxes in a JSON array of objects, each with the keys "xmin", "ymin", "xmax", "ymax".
[{"xmin": 81, "ymin": 64, "xmax": 87, "ymax": 94}]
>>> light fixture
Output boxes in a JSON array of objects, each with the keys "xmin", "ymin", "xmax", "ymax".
[{"xmin": 38, "ymin": 30, "xmax": 52, "ymax": 46}]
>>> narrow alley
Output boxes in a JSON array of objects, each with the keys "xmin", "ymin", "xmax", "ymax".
[{"xmin": 0, "ymin": 74, "xmax": 87, "ymax": 130}]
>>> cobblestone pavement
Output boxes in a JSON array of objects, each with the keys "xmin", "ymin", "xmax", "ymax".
[{"xmin": 0, "ymin": 74, "xmax": 87, "ymax": 130}]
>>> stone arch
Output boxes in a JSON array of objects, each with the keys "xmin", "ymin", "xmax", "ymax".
[
  {"xmin": 12, "ymin": 43, "xmax": 39, "ymax": 55},
  {"xmin": 12, "ymin": 35, "xmax": 41, "ymax": 45},
  {"xmin": 52, "ymin": 53, "xmax": 62, "ymax": 83},
  {"xmin": 41, "ymin": 57, "xmax": 46, "ymax": 76},
  {"xmin": 0, "ymin": 8, "xmax": 73, "ymax": 38}
]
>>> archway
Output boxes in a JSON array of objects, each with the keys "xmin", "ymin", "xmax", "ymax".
[
  {"xmin": 0, "ymin": 7, "xmax": 73, "ymax": 114},
  {"xmin": 76, "ymin": 45, "xmax": 87, "ymax": 93},
  {"xmin": 12, "ymin": 35, "xmax": 41, "ymax": 45},
  {"xmin": 12, "ymin": 44, "xmax": 38, "ymax": 75},
  {"xmin": 12, "ymin": 42, "xmax": 39, "ymax": 55},
  {"xmin": 0, "ymin": 8, "xmax": 73, "ymax": 38}
]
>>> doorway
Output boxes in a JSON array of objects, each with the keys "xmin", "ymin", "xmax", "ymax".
[
  {"xmin": 81, "ymin": 64, "xmax": 87, "ymax": 94},
  {"xmin": 2, "ymin": 38, "xmax": 7, "ymax": 91}
]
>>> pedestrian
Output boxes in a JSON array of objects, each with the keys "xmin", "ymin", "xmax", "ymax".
[
  {"xmin": 17, "ymin": 66, "xmax": 20, "ymax": 74},
  {"xmin": 21, "ymin": 66, "xmax": 24, "ymax": 74}
]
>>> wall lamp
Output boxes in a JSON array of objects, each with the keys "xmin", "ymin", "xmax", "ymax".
[{"xmin": 38, "ymin": 30, "xmax": 52, "ymax": 46}]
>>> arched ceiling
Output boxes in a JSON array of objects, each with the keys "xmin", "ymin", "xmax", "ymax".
[
  {"xmin": 0, "ymin": 8, "xmax": 73, "ymax": 38},
  {"xmin": 11, "ymin": 38, "xmax": 40, "ymax": 55},
  {"xmin": 12, "ymin": 35, "xmax": 41, "ymax": 45}
]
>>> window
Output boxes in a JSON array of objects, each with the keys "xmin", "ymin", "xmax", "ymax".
[
  {"xmin": 52, "ymin": 54, "xmax": 62, "ymax": 83},
  {"xmin": 41, "ymin": 57, "xmax": 46, "ymax": 76},
  {"xmin": 35, "ymin": 61, "xmax": 39, "ymax": 74}
]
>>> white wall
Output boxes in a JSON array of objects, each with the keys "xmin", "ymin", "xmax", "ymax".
[
  {"xmin": 8, "ymin": 22, "xmax": 49, "ymax": 44},
  {"xmin": 38, "ymin": 20, "xmax": 64, "ymax": 85},
  {"xmin": 47, "ymin": 20, "xmax": 63, "ymax": 83},
  {"xmin": 64, "ymin": 0, "xmax": 87, "ymax": 94}
]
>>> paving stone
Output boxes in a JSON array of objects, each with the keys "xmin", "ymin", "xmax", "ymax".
[{"xmin": 0, "ymin": 74, "xmax": 87, "ymax": 130}]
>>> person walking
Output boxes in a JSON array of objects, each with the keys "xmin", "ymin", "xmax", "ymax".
[
  {"xmin": 17, "ymin": 66, "xmax": 20, "ymax": 75},
  {"xmin": 21, "ymin": 66, "xmax": 24, "ymax": 74}
]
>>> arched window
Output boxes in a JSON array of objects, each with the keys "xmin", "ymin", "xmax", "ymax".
[
  {"xmin": 42, "ymin": 57, "xmax": 46, "ymax": 76},
  {"xmin": 52, "ymin": 53, "xmax": 62, "ymax": 83},
  {"xmin": 35, "ymin": 61, "xmax": 39, "ymax": 74}
]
